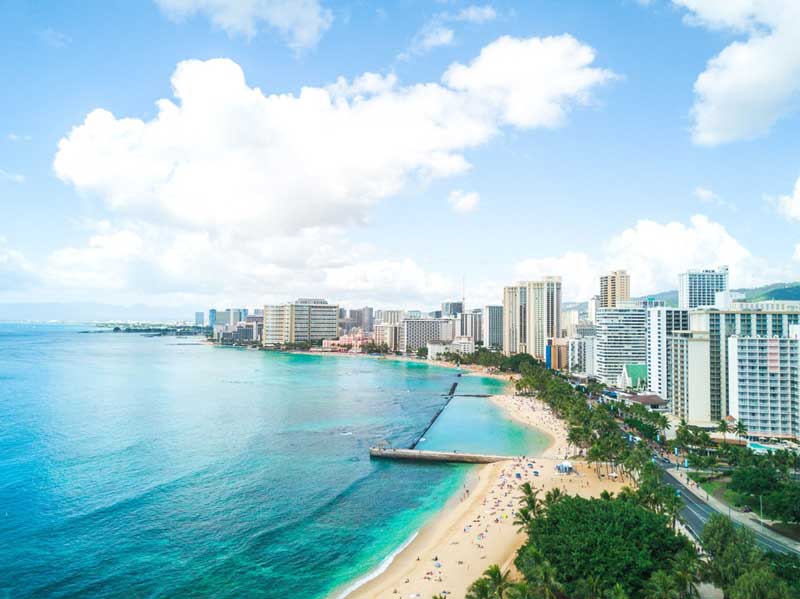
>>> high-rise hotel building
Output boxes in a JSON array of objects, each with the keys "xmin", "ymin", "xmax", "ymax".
[
  {"xmin": 502, "ymin": 277, "xmax": 562, "ymax": 359},
  {"xmin": 599, "ymin": 270, "xmax": 630, "ymax": 308},
  {"xmin": 263, "ymin": 299, "xmax": 339, "ymax": 345},
  {"xmin": 728, "ymin": 327, "xmax": 800, "ymax": 441},
  {"xmin": 668, "ymin": 302, "xmax": 800, "ymax": 426},
  {"xmin": 595, "ymin": 302, "xmax": 647, "ymax": 385},
  {"xmin": 646, "ymin": 307, "xmax": 689, "ymax": 400},
  {"xmin": 482, "ymin": 305, "xmax": 504, "ymax": 350},
  {"xmin": 678, "ymin": 266, "xmax": 729, "ymax": 309}
]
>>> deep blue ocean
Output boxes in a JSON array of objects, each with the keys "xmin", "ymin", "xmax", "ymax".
[{"xmin": 0, "ymin": 324, "xmax": 547, "ymax": 598}]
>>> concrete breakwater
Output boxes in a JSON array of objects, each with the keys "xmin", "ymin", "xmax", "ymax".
[{"xmin": 369, "ymin": 447, "xmax": 513, "ymax": 464}]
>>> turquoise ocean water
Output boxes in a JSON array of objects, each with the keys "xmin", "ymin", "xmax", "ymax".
[{"xmin": 0, "ymin": 324, "xmax": 546, "ymax": 598}]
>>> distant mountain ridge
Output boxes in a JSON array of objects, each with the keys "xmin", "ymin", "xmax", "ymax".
[{"xmin": 563, "ymin": 282, "xmax": 800, "ymax": 313}]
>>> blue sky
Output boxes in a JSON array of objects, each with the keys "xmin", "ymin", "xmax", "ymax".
[{"xmin": 2, "ymin": 0, "xmax": 800, "ymax": 313}]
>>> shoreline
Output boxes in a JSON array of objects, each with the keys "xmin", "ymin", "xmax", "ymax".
[
  {"xmin": 332, "ymin": 391, "xmax": 607, "ymax": 599},
  {"xmin": 283, "ymin": 349, "xmax": 518, "ymax": 390}
]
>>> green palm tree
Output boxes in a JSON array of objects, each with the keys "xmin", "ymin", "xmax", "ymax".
[
  {"xmin": 643, "ymin": 570, "xmax": 679, "ymax": 599},
  {"xmin": 734, "ymin": 419, "xmax": 748, "ymax": 442},
  {"xmin": 513, "ymin": 506, "xmax": 534, "ymax": 534},
  {"xmin": 518, "ymin": 483, "xmax": 542, "ymax": 516},
  {"xmin": 543, "ymin": 487, "xmax": 565, "ymax": 510},
  {"xmin": 716, "ymin": 419, "xmax": 730, "ymax": 444},
  {"xmin": 527, "ymin": 560, "xmax": 563, "ymax": 599},
  {"xmin": 582, "ymin": 574, "xmax": 603, "ymax": 599},
  {"xmin": 671, "ymin": 549, "xmax": 701, "ymax": 599},
  {"xmin": 506, "ymin": 582, "xmax": 538, "ymax": 599},
  {"xmin": 483, "ymin": 564, "xmax": 512, "ymax": 598},
  {"xmin": 466, "ymin": 577, "xmax": 492, "ymax": 599},
  {"xmin": 604, "ymin": 583, "xmax": 628, "ymax": 599}
]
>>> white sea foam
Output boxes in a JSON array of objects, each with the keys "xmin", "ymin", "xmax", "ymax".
[{"xmin": 335, "ymin": 530, "xmax": 419, "ymax": 599}]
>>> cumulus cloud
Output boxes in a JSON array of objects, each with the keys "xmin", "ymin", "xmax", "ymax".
[
  {"xmin": 775, "ymin": 176, "xmax": 800, "ymax": 222},
  {"xmin": 443, "ymin": 35, "xmax": 615, "ymax": 128},
  {"xmin": 54, "ymin": 37, "xmax": 613, "ymax": 237},
  {"xmin": 447, "ymin": 189, "xmax": 480, "ymax": 213},
  {"xmin": 672, "ymin": 0, "xmax": 800, "ymax": 145},
  {"xmin": 35, "ymin": 223, "xmax": 462, "ymax": 307},
  {"xmin": 48, "ymin": 34, "xmax": 615, "ymax": 307},
  {"xmin": 515, "ymin": 214, "xmax": 769, "ymax": 301},
  {"xmin": 154, "ymin": 0, "xmax": 333, "ymax": 49}
]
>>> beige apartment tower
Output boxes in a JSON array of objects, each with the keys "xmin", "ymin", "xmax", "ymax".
[
  {"xmin": 600, "ymin": 270, "xmax": 630, "ymax": 308},
  {"xmin": 502, "ymin": 277, "xmax": 562, "ymax": 359}
]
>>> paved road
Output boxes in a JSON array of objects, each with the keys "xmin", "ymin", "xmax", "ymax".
[{"xmin": 659, "ymin": 466, "xmax": 797, "ymax": 556}]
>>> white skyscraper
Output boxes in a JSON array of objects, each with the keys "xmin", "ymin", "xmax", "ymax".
[
  {"xmin": 646, "ymin": 307, "xmax": 688, "ymax": 400},
  {"xmin": 400, "ymin": 318, "xmax": 456, "ymax": 353},
  {"xmin": 568, "ymin": 336, "xmax": 595, "ymax": 376},
  {"xmin": 587, "ymin": 296, "xmax": 599, "ymax": 323},
  {"xmin": 263, "ymin": 299, "xmax": 339, "ymax": 345},
  {"xmin": 595, "ymin": 303, "xmax": 647, "ymax": 385},
  {"xmin": 678, "ymin": 266, "xmax": 729, "ymax": 309},
  {"xmin": 482, "ymin": 305, "xmax": 503, "ymax": 350},
  {"xmin": 729, "ymin": 328, "xmax": 800, "ymax": 441},
  {"xmin": 502, "ymin": 277, "xmax": 562, "ymax": 358},
  {"xmin": 459, "ymin": 309, "xmax": 483, "ymax": 343},
  {"xmin": 668, "ymin": 303, "xmax": 800, "ymax": 425}
]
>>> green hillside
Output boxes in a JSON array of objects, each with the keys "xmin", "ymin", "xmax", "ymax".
[
  {"xmin": 741, "ymin": 282, "xmax": 800, "ymax": 301},
  {"xmin": 563, "ymin": 282, "xmax": 800, "ymax": 313}
]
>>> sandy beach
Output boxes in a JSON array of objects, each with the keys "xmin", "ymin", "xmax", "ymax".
[{"xmin": 338, "ymin": 392, "xmax": 621, "ymax": 599}]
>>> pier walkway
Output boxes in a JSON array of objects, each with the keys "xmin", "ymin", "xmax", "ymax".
[{"xmin": 369, "ymin": 447, "xmax": 515, "ymax": 464}]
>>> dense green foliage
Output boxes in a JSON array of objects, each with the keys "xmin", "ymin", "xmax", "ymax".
[
  {"xmin": 673, "ymin": 419, "xmax": 800, "ymax": 524},
  {"xmin": 701, "ymin": 514, "xmax": 798, "ymax": 599},
  {"xmin": 518, "ymin": 495, "xmax": 690, "ymax": 597},
  {"xmin": 730, "ymin": 464, "xmax": 781, "ymax": 496},
  {"xmin": 361, "ymin": 341, "xmax": 390, "ymax": 354},
  {"xmin": 433, "ymin": 348, "xmax": 536, "ymax": 373}
]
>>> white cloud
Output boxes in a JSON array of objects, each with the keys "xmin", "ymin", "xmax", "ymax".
[
  {"xmin": 48, "ymin": 35, "xmax": 614, "ymax": 308},
  {"xmin": 7, "ymin": 133, "xmax": 32, "ymax": 142},
  {"xmin": 672, "ymin": 0, "xmax": 800, "ymax": 145},
  {"xmin": 447, "ymin": 189, "xmax": 480, "ymax": 213},
  {"xmin": 443, "ymin": 35, "xmax": 616, "ymax": 128},
  {"xmin": 515, "ymin": 214, "xmax": 770, "ymax": 301},
  {"xmin": 154, "ymin": 0, "xmax": 333, "ymax": 49},
  {"xmin": 0, "ymin": 168, "xmax": 25, "ymax": 184},
  {"xmin": 453, "ymin": 5, "xmax": 497, "ymax": 24},
  {"xmin": 33, "ymin": 223, "xmax": 458, "ymax": 307},
  {"xmin": 54, "ymin": 38, "xmax": 613, "ymax": 237},
  {"xmin": 775, "ymin": 176, "xmax": 800, "ymax": 222},
  {"xmin": 323, "ymin": 259, "xmax": 457, "ymax": 305},
  {"xmin": 400, "ymin": 24, "xmax": 455, "ymax": 59}
]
